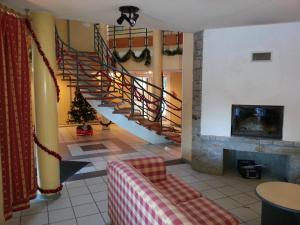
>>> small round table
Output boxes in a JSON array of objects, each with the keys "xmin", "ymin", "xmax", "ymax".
[{"xmin": 256, "ymin": 182, "xmax": 300, "ymax": 225}]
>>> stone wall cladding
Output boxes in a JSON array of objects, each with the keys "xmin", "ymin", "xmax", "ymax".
[
  {"xmin": 192, "ymin": 135, "xmax": 300, "ymax": 183},
  {"xmin": 192, "ymin": 31, "xmax": 203, "ymax": 170}
]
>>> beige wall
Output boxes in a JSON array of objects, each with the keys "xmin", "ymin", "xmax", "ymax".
[
  {"xmin": 166, "ymin": 72, "xmax": 182, "ymax": 125},
  {"xmin": 55, "ymin": 19, "xmax": 68, "ymax": 43},
  {"xmin": 70, "ymin": 20, "xmax": 94, "ymax": 52},
  {"xmin": 55, "ymin": 19, "xmax": 74, "ymax": 125},
  {"xmin": 181, "ymin": 33, "xmax": 194, "ymax": 161}
]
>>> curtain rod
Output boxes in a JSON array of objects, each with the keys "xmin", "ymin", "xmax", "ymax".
[{"xmin": 0, "ymin": 3, "xmax": 27, "ymax": 19}]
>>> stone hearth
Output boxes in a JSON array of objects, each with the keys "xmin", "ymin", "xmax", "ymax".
[{"xmin": 192, "ymin": 135, "xmax": 300, "ymax": 183}]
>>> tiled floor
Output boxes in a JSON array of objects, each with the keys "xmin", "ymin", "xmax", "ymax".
[
  {"xmin": 5, "ymin": 163, "xmax": 278, "ymax": 225},
  {"xmin": 58, "ymin": 124, "xmax": 181, "ymax": 180},
  {"xmin": 4, "ymin": 124, "xmax": 275, "ymax": 225}
]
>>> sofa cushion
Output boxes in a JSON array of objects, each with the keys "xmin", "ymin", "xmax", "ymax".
[
  {"xmin": 154, "ymin": 174, "xmax": 201, "ymax": 204},
  {"xmin": 124, "ymin": 156, "xmax": 166, "ymax": 182},
  {"xmin": 177, "ymin": 197, "xmax": 239, "ymax": 225}
]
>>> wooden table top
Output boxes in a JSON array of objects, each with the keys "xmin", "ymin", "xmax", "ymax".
[{"xmin": 256, "ymin": 182, "xmax": 300, "ymax": 212}]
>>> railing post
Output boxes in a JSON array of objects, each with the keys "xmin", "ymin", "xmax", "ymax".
[
  {"xmin": 62, "ymin": 42, "xmax": 65, "ymax": 80},
  {"xmin": 76, "ymin": 52, "xmax": 79, "ymax": 87},
  {"xmin": 130, "ymin": 77, "xmax": 134, "ymax": 117},
  {"xmin": 142, "ymin": 89, "xmax": 145, "ymax": 118},
  {"xmin": 121, "ymin": 69, "xmax": 124, "ymax": 99}
]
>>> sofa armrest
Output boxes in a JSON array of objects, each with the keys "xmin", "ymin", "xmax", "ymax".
[{"xmin": 124, "ymin": 156, "xmax": 166, "ymax": 182}]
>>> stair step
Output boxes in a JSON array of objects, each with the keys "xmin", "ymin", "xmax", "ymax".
[
  {"xmin": 63, "ymin": 57, "xmax": 98, "ymax": 62},
  {"xmin": 113, "ymin": 108, "xmax": 132, "ymax": 114},
  {"xmin": 80, "ymin": 90, "xmax": 117, "ymax": 94},
  {"xmin": 67, "ymin": 84, "xmax": 111, "ymax": 88},
  {"xmin": 166, "ymin": 135, "xmax": 181, "ymax": 144},
  {"xmin": 85, "ymin": 96, "xmax": 119, "ymax": 101},
  {"xmin": 64, "ymin": 51, "xmax": 97, "ymax": 56},
  {"xmin": 60, "ymin": 68, "xmax": 98, "ymax": 72},
  {"xmin": 62, "ymin": 79, "xmax": 101, "ymax": 82},
  {"xmin": 126, "ymin": 114, "xmax": 144, "ymax": 121},
  {"xmin": 98, "ymin": 102, "xmax": 117, "ymax": 107}
]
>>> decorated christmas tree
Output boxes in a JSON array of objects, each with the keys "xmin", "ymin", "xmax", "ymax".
[{"xmin": 68, "ymin": 89, "xmax": 97, "ymax": 131}]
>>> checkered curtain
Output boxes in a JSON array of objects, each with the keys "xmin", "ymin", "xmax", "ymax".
[{"xmin": 0, "ymin": 11, "xmax": 37, "ymax": 220}]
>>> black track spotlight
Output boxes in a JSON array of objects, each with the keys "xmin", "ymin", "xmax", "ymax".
[
  {"xmin": 117, "ymin": 6, "xmax": 139, "ymax": 27},
  {"xmin": 117, "ymin": 13, "xmax": 126, "ymax": 25}
]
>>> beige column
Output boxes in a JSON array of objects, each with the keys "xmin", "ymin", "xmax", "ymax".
[
  {"xmin": 32, "ymin": 12, "xmax": 60, "ymax": 197},
  {"xmin": 152, "ymin": 29, "xmax": 163, "ymax": 89},
  {"xmin": 181, "ymin": 33, "xmax": 194, "ymax": 161}
]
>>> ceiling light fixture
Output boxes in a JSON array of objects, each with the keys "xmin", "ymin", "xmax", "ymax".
[{"xmin": 117, "ymin": 6, "xmax": 139, "ymax": 27}]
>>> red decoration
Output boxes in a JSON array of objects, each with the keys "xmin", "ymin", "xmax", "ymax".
[
  {"xmin": 76, "ymin": 127, "xmax": 93, "ymax": 136},
  {"xmin": 33, "ymin": 131, "xmax": 62, "ymax": 161},
  {"xmin": 37, "ymin": 184, "xmax": 63, "ymax": 194},
  {"xmin": 25, "ymin": 18, "xmax": 60, "ymax": 102}
]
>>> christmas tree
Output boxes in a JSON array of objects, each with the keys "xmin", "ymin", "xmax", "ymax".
[{"xmin": 68, "ymin": 89, "xmax": 97, "ymax": 129}]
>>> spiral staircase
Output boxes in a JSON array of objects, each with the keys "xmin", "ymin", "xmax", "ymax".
[{"xmin": 55, "ymin": 25, "xmax": 182, "ymax": 144}]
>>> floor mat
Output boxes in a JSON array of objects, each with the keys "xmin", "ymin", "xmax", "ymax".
[{"xmin": 60, "ymin": 160, "xmax": 90, "ymax": 182}]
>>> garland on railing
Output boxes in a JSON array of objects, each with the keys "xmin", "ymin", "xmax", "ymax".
[
  {"xmin": 25, "ymin": 19, "xmax": 60, "ymax": 102},
  {"xmin": 163, "ymin": 47, "xmax": 183, "ymax": 56},
  {"xmin": 26, "ymin": 18, "xmax": 62, "ymax": 194},
  {"xmin": 113, "ymin": 48, "xmax": 151, "ymax": 66}
]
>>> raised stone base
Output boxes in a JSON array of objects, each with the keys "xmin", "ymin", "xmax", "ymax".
[{"xmin": 192, "ymin": 135, "xmax": 300, "ymax": 183}]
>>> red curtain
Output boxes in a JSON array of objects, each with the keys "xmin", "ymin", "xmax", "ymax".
[{"xmin": 0, "ymin": 12, "xmax": 37, "ymax": 220}]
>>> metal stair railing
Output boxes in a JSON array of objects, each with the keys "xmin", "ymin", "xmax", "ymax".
[{"xmin": 56, "ymin": 26, "xmax": 182, "ymax": 134}]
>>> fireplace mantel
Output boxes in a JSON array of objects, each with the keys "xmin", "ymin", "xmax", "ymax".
[{"xmin": 192, "ymin": 135, "xmax": 300, "ymax": 183}]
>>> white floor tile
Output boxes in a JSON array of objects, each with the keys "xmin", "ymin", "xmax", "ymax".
[
  {"xmin": 71, "ymin": 194, "xmax": 94, "ymax": 206},
  {"xmin": 48, "ymin": 197, "xmax": 72, "ymax": 211},
  {"xmin": 50, "ymin": 219, "xmax": 77, "ymax": 225},
  {"xmin": 87, "ymin": 183, "xmax": 107, "ymax": 193},
  {"xmin": 216, "ymin": 186, "xmax": 241, "ymax": 196},
  {"xmin": 92, "ymin": 191, "xmax": 108, "ymax": 202},
  {"xmin": 201, "ymin": 189, "xmax": 226, "ymax": 200},
  {"xmin": 214, "ymin": 197, "xmax": 242, "ymax": 210},
  {"xmin": 96, "ymin": 200, "xmax": 108, "ymax": 213},
  {"xmin": 74, "ymin": 203, "xmax": 99, "ymax": 218},
  {"xmin": 229, "ymin": 207, "xmax": 259, "ymax": 222},
  {"xmin": 84, "ymin": 177, "xmax": 105, "ymax": 186},
  {"xmin": 204, "ymin": 179, "xmax": 227, "ymax": 188},
  {"xmin": 77, "ymin": 214, "xmax": 105, "ymax": 225},
  {"xmin": 21, "ymin": 201, "xmax": 47, "ymax": 216},
  {"xmin": 231, "ymin": 193, "xmax": 258, "ymax": 205},
  {"xmin": 68, "ymin": 186, "xmax": 90, "ymax": 197},
  {"xmin": 101, "ymin": 212, "xmax": 110, "ymax": 225},
  {"xmin": 20, "ymin": 212, "xmax": 48, "ymax": 225},
  {"xmin": 48, "ymin": 207, "xmax": 75, "ymax": 223},
  {"xmin": 66, "ymin": 180, "xmax": 86, "ymax": 189}
]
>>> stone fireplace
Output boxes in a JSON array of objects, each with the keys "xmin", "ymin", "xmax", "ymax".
[
  {"xmin": 192, "ymin": 135, "xmax": 300, "ymax": 183},
  {"xmin": 191, "ymin": 26, "xmax": 300, "ymax": 184}
]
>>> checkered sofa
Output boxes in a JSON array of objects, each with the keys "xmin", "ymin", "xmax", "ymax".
[{"xmin": 107, "ymin": 157, "xmax": 239, "ymax": 225}]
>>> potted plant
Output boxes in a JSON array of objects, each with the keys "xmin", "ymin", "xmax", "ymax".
[{"xmin": 68, "ymin": 89, "xmax": 97, "ymax": 136}]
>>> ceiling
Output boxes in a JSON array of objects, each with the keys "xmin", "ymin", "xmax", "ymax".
[{"xmin": 4, "ymin": 0, "xmax": 300, "ymax": 32}]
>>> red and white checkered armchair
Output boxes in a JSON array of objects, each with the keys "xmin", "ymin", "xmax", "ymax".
[{"xmin": 107, "ymin": 156, "xmax": 239, "ymax": 225}]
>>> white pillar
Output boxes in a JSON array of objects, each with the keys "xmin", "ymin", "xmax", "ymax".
[{"xmin": 181, "ymin": 33, "xmax": 194, "ymax": 161}]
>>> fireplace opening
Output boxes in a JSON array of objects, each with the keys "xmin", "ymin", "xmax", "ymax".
[{"xmin": 231, "ymin": 105, "xmax": 284, "ymax": 139}]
